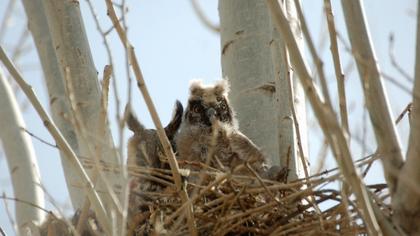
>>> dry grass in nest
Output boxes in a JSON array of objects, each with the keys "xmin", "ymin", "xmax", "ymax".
[
  {"xmin": 35, "ymin": 153, "xmax": 388, "ymax": 236},
  {"xmin": 125, "ymin": 154, "xmax": 389, "ymax": 235}
]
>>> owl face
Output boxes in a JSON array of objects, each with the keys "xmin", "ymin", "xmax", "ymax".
[{"xmin": 185, "ymin": 80, "xmax": 234, "ymax": 127}]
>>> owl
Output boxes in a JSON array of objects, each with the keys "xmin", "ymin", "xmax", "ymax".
[
  {"xmin": 175, "ymin": 80, "xmax": 266, "ymax": 174},
  {"xmin": 126, "ymin": 100, "xmax": 183, "ymax": 231},
  {"xmin": 126, "ymin": 100, "xmax": 183, "ymax": 169}
]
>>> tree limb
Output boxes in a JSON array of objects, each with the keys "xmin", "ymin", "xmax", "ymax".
[
  {"xmin": 0, "ymin": 47, "xmax": 112, "ymax": 235},
  {"xmin": 341, "ymin": 0, "xmax": 404, "ymax": 195}
]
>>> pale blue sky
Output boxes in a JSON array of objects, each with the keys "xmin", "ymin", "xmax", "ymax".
[{"xmin": 0, "ymin": 0, "xmax": 416, "ymax": 234}]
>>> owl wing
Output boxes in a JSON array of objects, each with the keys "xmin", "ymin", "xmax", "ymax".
[{"xmin": 229, "ymin": 131, "xmax": 266, "ymax": 170}]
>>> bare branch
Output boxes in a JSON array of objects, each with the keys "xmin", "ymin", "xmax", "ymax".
[
  {"xmin": 0, "ymin": 0, "xmax": 16, "ymax": 42},
  {"xmin": 395, "ymin": 103, "xmax": 412, "ymax": 125},
  {"xmin": 104, "ymin": 1, "xmax": 198, "ymax": 235},
  {"xmin": 0, "ymin": 47, "xmax": 112, "ymax": 235},
  {"xmin": 0, "ymin": 67, "xmax": 45, "ymax": 232},
  {"xmin": 324, "ymin": 0, "xmax": 349, "ymax": 135},
  {"xmin": 393, "ymin": 0, "xmax": 420, "ymax": 233},
  {"xmin": 341, "ymin": 0, "xmax": 404, "ymax": 196},
  {"xmin": 388, "ymin": 33, "xmax": 413, "ymax": 82},
  {"xmin": 293, "ymin": 0, "xmax": 332, "ymax": 108},
  {"xmin": 22, "ymin": 128, "xmax": 58, "ymax": 149},
  {"xmin": 265, "ymin": 0, "xmax": 387, "ymax": 234},
  {"xmin": 190, "ymin": 0, "xmax": 220, "ymax": 33}
]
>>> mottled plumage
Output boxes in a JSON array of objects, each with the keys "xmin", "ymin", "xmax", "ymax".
[
  {"xmin": 176, "ymin": 80, "xmax": 266, "ymax": 173},
  {"xmin": 126, "ymin": 100, "xmax": 183, "ymax": 169},
  {"xmin": 126, "ymin": 100, "xmax": 183, "ymax": 229}
]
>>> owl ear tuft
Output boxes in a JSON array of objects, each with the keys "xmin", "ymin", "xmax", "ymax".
[
  {"xmin": 214, "ymin": 79, "xmax": 230, "ymax": 96},
  {"xmin": 190, "ymin": 79, "xmax": 204, "ymax": 97}
]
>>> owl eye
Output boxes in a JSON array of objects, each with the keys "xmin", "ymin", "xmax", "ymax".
[{"xmin": 193, "ymin": 105, "xmax": 201, "ymax": 113}]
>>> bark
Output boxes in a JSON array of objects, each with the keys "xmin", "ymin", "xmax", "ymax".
[
  {"xmin": 40, "ymin": 0, "xmax": 121, "ymax": 212},
  {"xmin": 341, "ymin": 0, "xmax": 404, "ymax": 194},
  {"xmin": 265, "ymin": 0, "xmax": 383, "ymax": 234},
  {"xmin": 0, "ymin": 68, "xmax": 45, "ymax": 233},
  {"xmin": 20, "ymin": 0, "xmax": 81, "ymax": 210},
  {"xmin": 0, "ymin": 46, "xmax": 112, "ymax": 234},
  {"xmin": 393, "ymin": 0, "xmax": 420, "ymax": 233},
  {"xmin": 219, "ymin": 0, "xmax": 308, "ymax": 180}
]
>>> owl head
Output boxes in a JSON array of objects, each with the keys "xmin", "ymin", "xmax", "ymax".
[{"xmin": 184, "ymin": 79, "xmax": 235, "ymax": 127}]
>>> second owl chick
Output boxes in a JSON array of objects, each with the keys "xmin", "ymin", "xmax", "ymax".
[
  {"xmin": 176, "ymin": 80, "xmax": 266, "ymax": 173},
  {"xmin": 126, "ymin": 100, "xmax": 183, "ymax": 169},
  {"xmin": 126, "ymin": 101, "xmax": 183, "ymax": 233}
]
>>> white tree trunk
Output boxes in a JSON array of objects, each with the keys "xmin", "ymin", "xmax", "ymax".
[
  {"xmin": 219, "ymin": 0, "xmax": 308, "ymax": 180},
  {"xmin": 0, "ymin": 68, "xmax": 45, "ymax": 233},
  {"xmin": 393, "ymin": 0, "xmax": 420, "ymax": 233},
  {"xmin": 41, "ymin": 0, "xmax": 121, "ymax": 211},
  {"xmin": 265, "ymin": 1, "xmax": 382, "ymax": 233},
  {"xmin": 21, "ymin": 0, "xmax": 81, "ymax": 211}
]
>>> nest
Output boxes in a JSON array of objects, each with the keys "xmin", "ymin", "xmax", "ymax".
[
  {"xmin": 35, "ymin": 154, "xmax": 388, "ymax": 236},
  {"xmin": 125, "ymin": 154, "xmax": 389, "ymax": 236}
]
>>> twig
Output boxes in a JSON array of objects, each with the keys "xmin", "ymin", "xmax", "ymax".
[
  {"xmin": 1, "ymin": 194, "xmax": 52, "ymax": 215},
  {"xmin": 324, "ymin": 0, "xmax": 349, "ymax": 135},
  {"xmin": 395, "ymin": 103, "xmax": 412, "ymax": 125},
  {"xmin": 11, "ymin": 28, "xmax": 31, "ymax": 62},
  {"xmin": 104, "ymin": 1, "xmax": 197, "ymax": 235},
  {"xmin": 0, "ymin": 46, "xmax": 112, "ymax": 235},
  {"xmin": 282, "ymin": 38, "xmax": 323, "ymax": 227},
  {"xmin": 284, "ymin": 44, "xmax": 311, "ymax": 183},
  {"xmin": 40, "ymin": 185, "xmax": 80, "ymax": 236},
  {"xmin": 164, "ymin": 173, "xmax": 229, "ymax": 226},
  {"xmin": 337, "ymin": 32, "xmax": 414, "ymax": 97},
  {"xmin": 0, "ymin": 0, "xmax": 16, "ymax": 42},
  {"xmin": 190, "ymin": 0, "xmax": 220, "ymax": 33},
  {"xmin": 388, "ymin": 33, "xmax": 413, "ymax": 82},
  {"xmin": 21, "ymin": 127, "xmax": 58, "ymax": 149},
  {"xmin": 245, "ymin": 163, "xmax": 280, "ymax": 204},
  {"xmin": 265, "ymin": 1, "xmax": 383, "ymax": 234},
  {"xmin": 2, "ymin": 193, "xmax": 17, "ymax": 235},
  {"xmin": 381, "ymin": 72, "xmax": 413, "ymax": 95},
  {"xmin": 314, "ymin": 139, "xmax": 329, "ymax": 174},
  {"xmin": 64, "ymin": 66, "xmax": 122, "ymax": 216},
  {"xmin": 84, "ymin": 0, "xmax": 121, "ymax": 149},
  {"xmin": 76, "ymin": 65, "xmax": 114, "ymax": 234},
  {"xmin": 0, "ymin": 226, "xmax": 5, "ymax": 236},
  {"xmin": 341, "ymin": 0, "xmax": 404, "ymax": 198},
  {"xmin": 362, "ymin": 103, "xmax": 368, "ymax": 157},
  {"xmin": 10, "ymin": 28, "xmax": 31, "ymax": 64},
  {"xmin": 293, "ymin": 0, "xmax": 332, "ymax": 108}
]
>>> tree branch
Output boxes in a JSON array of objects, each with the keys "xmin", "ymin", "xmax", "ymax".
[
  {"xmin": 393, "ymin": 0, "xmax": 420, "ymax": 233},
  {"xmin": 341, "ymin": 0, "xmax": 404, "ymax": 195},
  {"xmin": 0, "ymin": 47, "xmax": 112, "ymax": 235},
  {"xmin": 0, "ymin": 68, "xmax": 45, "ymax": 233},
  {"xmin": 265, "ymin": 0, "xmax": 389, "ymax": 234},
  {"xmin": 104, "ymin": 1, "xmax": 197, "ymax": 235}
]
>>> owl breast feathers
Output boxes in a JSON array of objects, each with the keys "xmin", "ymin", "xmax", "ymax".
[{"xmin": 175, "ymin": 80, "xmax": 266, "ymax": 173}]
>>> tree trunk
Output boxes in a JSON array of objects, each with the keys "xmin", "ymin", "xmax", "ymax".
[
  {"xmin": 21, "ymin": 0, "xmax": 81, "ymax": 210},
  {"xmin": 0, "ymin": 68, "xmax": 45, "ymax": 233},
  {"xmin": 41, "ymin": 0, "xmax": 121, "ymax": 211},
  {"xmin": 393, "ymin": 0, "xmax": 420, "ymax": 233},
  {"xmin": 219, "ymin": 0, "xmax": 308, "ymax": 180}
]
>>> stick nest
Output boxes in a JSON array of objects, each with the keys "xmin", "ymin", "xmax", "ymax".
[
  {"xmin": 125, "ymin": 155, "xmax": 389, "ymax": 236},
  {"xmin": 36, "ymin": 154, "xmax": 389, "ymax": 236}
]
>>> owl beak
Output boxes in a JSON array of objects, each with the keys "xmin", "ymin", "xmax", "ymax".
[{"xmin": 206, "ymin": 107, "xmax": 217, "ymax": 122}]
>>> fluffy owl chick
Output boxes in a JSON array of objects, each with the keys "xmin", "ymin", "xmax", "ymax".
[
  {"xmin": 176, "ymin": 80, "xmax": 265, "ymax": 173},
  {"xmin": 126, "ymin": 101, "xmax": 183, "ymax": 230},
  {"xmin": 126, "ymin": 100, "xmax": 183, "ymax": 169}
]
